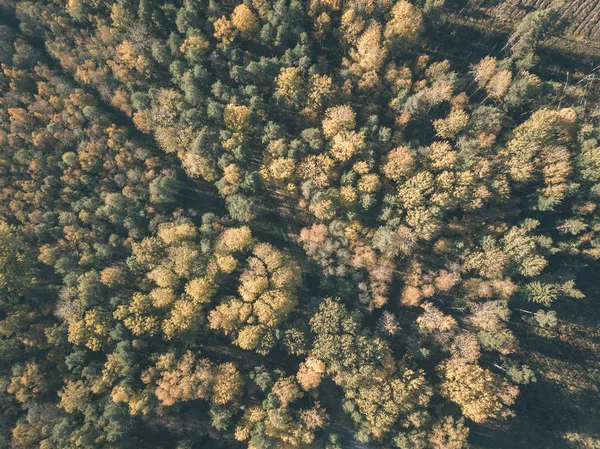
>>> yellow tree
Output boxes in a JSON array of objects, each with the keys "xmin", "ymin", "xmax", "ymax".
[
  {"xmin": 114, "ymin": 293, "xmax": 160, "ymax": 336},
  {"xmin": 213, "ymin": 16, "xmax": 238, "ymax": 46},
  {"xmin": 216, "ymin": 226, "xmax": 253, "ymax": 253},
  {"xmin": 308, "ymin": 74, "xmax": 334, "ymax": 111},
  {"xmin": 330, "ymin": 130, "xmax": 365, "ymax": 162},
  {"xmin": 322, "ymin": 105, "xmax": 356, "ymax": 138},
  {"xmin": 384, "ymin": 1, "xmax": 424, "ymax": 45},
  {"xmin": 213, "ymin": 362, "xmax": 244, "ymax": 404},
  {"xmin": 154, "ymin": 351, "xmax": 214, "ymax": 406},
  {"xmin": 296, "ymin": 357, "xmax": 326, "ymax": 390},
  {"xmin": 275, "ymin": 67, "xmax": 306, "ymax": 106},
  {"xmin": 347, "ymin": 22, "xmax": 387, "ymax": 90},
  {"xmin": 231, "ymin": 4, "xmax": 259, "ymax": 38},
  {"xmin": 224, "ymin": 104, "xmax": 252, "ymax": 133},
  {"xmin": 433, "ymin": 109, "xmax": 469, "ymax": 139},
  {"xmin": 502, "ymin": 108, "xmax": 576, "ymax": 210},
  {"xmin": 439, "ymin": 355, "xmax": 519, "ymax": 423},
  {"xmin": 153, "ymin": 352, "xmax": 242, "ymax": 406},
  {"xmin": 58, "ymin": 380, "xmax": 89, "ymax": 414},
  {"xmin": 298, "ymin": 154, "xmax": 335, "ymax": 188},
  {"xmin": 209, "ymin": 243, "xmax": 301, "ymax": 351},
  {"xmin": 8, "ymin": 362, "xmax": 48, "ymax": 404},
  {"xmin": 382, "ymin": 146, "xmax": 415, "ymax": 181}
]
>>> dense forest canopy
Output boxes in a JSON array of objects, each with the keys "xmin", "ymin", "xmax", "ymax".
[{"xmin": 0, "ymin": 0, "xmax": 598, "ymax": 448}]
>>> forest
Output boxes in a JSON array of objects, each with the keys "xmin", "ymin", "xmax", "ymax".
[{"xmin": 0, "ymin": 0, "xmax": 598, "ymax": 448}]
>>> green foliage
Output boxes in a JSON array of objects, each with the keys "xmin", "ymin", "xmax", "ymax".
[{"xmin": 0, "ymin": 1, "xmax": 598, "ymax": 448}]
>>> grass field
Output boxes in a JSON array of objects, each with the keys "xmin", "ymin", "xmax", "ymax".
[{"xmin": 445, "ymin": 0, "xmax": 600, "ymax": 61}]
